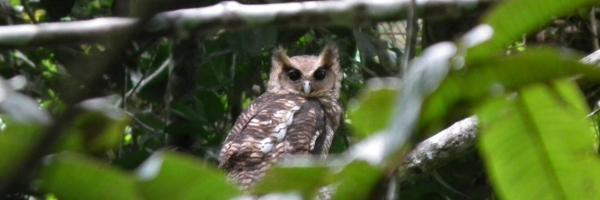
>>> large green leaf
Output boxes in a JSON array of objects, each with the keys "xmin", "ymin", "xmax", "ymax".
[
  {"xmin": 0, "ymin": 122, "xmax": 39, "ymax": 181},
  {"xmin": 421, "ymin": 49, "xmax": 600, "ymax": 130},
  {"xmin": 348, "ymin": 88, "xmax": 396, "ymax": 139},
  {"xmin": 61, "ymin": 111, "xmax": 130, "ymax": 153},
  {"xmin": 253, "ymin": 165, "xmax": 332, "ymax": 197},
  {"xmin": 467, "ymin": 0, "xmax": 597, "ymax": 62},
  {"xmin": 332, "ymin": 161, "xmax": 382, "ymax": 200},
  {"xmin": 0, "ymin": 109, "xmax": 127, "ymax": 184},
  {"xmin": 478, "ymin": 80, "xmax": 600, "ymax": 199},
  {"xmin": 136, "ymin": 151, "xmax": 241, "ymax": 200},
  {"xmin": 40, "ymin": 153, "xmax": 140, "ymax": 200}
]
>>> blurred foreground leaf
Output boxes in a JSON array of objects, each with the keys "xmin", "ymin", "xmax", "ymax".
[
  {"xmin": 422, "ymin": 49, "xmax": 600, "ymax": 130},
  {"xmin": 62, "ymin": 111, "xmax": 129, "ymax": 153},
  {"xmin": 333, "ymin": 161, "xmax": 382, "ymax": 200},
  {"xmin": 136, "ymin": 151, "xmax": 241, "ymax": 200},
  {"xmin": 478, "ymin": 80, "xmax": 600, "ymax": 199},
  {"xmin": 468, "ymin": 0, "xmax": 597, "ymax": 62},
  {"xmin": 254, "ymin": 165, "xmax": 332, "ymax": 197},
  {"xmin": 40, "ymin": 153, "xmax": 140, "ymax": 200},
  {"xmin": 349, "ymin": 88, "xmax": 396, "ymax": 139},
  {"xmin": 0, "ymin": 78, "xmax": 51, "ymax": 125},
  {"xmin": 0, "ymin": 122, "xmax": 40, "ymax": 181}
]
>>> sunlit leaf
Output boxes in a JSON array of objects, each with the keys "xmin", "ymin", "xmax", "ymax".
[
  {"xmin": 9, "ymin": 0, "xmax": 20, "ymax": 6},
  {"xmin": 478, "ymin": 80, "xmax": 600, "ymax": 199},
  {"xmin": 40, "ymin": 153, "xmax": 140, "ymax": 200},
  {"xmin": 297, "ymin": 30, "xmax": 316, "ymax": 47},
  {"xmin": 35, "ymin": 9, "xmax": 47, "ymax": 22},
  {"xmin": 136, "ymin": 151, "xmax": 241, "ymax": 200}
]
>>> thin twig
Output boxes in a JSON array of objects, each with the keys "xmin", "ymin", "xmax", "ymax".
[
  {"xmin": 401, "ymin": 0, "xmax": 419, "ymax": 74},
  {"xmin": 590, "ymin": 7, "xmax": 599, "ymax": 50},
  {"xmin": 117, "ymin": 56, "xmax": 172, "ymax": 107},
  {"xmin": 124, "ymin": 111, "xmax": 162, "ymax": 134}
]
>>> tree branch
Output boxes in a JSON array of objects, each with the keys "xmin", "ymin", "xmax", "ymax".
[
  {"xmin": 401, "ymin": 117, "xmax": 478, "ymax": 178},
  {"xmin": 0, "ymin": 0, "xmax": 482, "ymax": 48},
  {"xmin": 0, "ymin": 18, "xmax": 136, "ymax": 48}
]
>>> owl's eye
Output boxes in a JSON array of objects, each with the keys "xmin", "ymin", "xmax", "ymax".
[
  {"xmin": 287, "ymin": 69, "xmax": 302, "ymax": 81},
  {"xmin": 313, "ymin": 68, "xmax": 327, "ymax": 80}
]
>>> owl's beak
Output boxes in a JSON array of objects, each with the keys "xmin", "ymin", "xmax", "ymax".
[{"xmin": 303, "ymin": 81, "xmax": 311, "ymax": 95}]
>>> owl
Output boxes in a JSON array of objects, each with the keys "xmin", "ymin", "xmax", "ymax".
[{"xmin": 218, "ymin": 45, "xmax": 343, "ymax": 190}]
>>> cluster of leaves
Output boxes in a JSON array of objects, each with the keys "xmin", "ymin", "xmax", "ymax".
[{"xmin": 0, "ymin": 0, "xmax": 599, "ymax": 199}]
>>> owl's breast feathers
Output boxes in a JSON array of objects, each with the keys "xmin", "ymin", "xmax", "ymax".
[{"xmin": 218, "ymin": 92, "xmax": 341, "ymax": 188}]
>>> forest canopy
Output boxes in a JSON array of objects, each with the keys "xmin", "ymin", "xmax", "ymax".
[{"xmin": 0, "ymin": 0, "xmax": 599, "ymax": 199}]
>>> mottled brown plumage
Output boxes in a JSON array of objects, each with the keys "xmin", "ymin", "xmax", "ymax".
[{"xmin": 218, "ymin": 45, "xmax": 343, "ymax": 190}]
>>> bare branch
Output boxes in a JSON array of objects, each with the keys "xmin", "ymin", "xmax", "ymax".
[
  {"xmin": 0, "ymin": 0, "xmax": 482, "ymax": 48},
  {"xmin": 401, "ymin": 117, "xmax": 478, "ymax": 178}
]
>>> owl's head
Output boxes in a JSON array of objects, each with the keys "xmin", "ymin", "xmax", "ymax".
[{"xmin": 267, "ymin": 45, "xmax": 341, "ymax": 98}]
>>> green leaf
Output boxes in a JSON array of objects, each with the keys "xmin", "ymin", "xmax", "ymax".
[
  {"xmin": 9, "ymin": 0, "xmax": 20, "ymax": 6},
  {"xmin": 61, "ymin": 111, "xmax": 129, "ymax": 153},
  {"xmin": 169, "ymin": 105, "xmax": 197, "ymax": 123},
  {"xmin": 333, "ymin": 161, "xmax": 382, "ymax": 200},
  {"xmin": 40, "ymin": 153, "xmax": 140, "ymax": 200},
  {"xmin": 253, "ymin": 165, "xmax": 332, "ymax": 197},
  {"xmin": 348, "ymin": 88, "xmax": 396, "ymax": 139},
  {"xmin": 0, "ymin": 122, "xmax": 39, "ymax": 181},
  {"xmin": 200, "ymin": 91, "xmax": 225, "ymax": 122},
  {"xmin": 136, "ymin": 151, "xmax": 241, "ymax": 200},
  {"xmin": 478, "ymin": 80, "xmax": 600, "ymax": 200},
  {"xmin": 421, "ymin": 48, "xmax": 600, "ymax": 129},
  {"xmin": 468, "ymin": 0, "xmax": 596, "ymax": 62}
]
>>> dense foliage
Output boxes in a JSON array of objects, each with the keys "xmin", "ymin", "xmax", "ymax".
[{"xmin": 0, "ymin": 0, "xmax": 599, "ymax": 199}]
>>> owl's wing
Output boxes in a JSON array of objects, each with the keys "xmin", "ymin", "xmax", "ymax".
[
  {"xmin": 315, "ymin": 96, "xmax": 343, "ymax": 156},
  {"xmin": 219, "ymin": 93, "xmax": 308, "ymax": 188},
  {"xmin": 285, "ymin": 100, "xmax": 327, "ymax": 154},
  {"xmin": 218, "ymin": 93, "xmax": 305, "ymax": 169},
  {"xmin": 222, "ymin": 93, "xmax": 273, "ymax": 146},
  {"xmin": 218, "ymin": 93, "xmax": 270, "ymax": 169}
]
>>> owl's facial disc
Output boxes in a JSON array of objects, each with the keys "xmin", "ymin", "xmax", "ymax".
[{"xmin": 303, "ymin": 81, "xmax": 311, "ymax": 95}]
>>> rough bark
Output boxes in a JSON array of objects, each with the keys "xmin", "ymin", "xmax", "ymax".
[{"xmin": 401, "ymin": 117, "xmax": 478, "ymax": 179}]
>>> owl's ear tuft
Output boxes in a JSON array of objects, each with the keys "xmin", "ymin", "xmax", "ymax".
[
  {"xmin": 318, "ymin": 44, "xmax": 339, "ymax": 68},
  {"xmin": 272, "ymin": 46, "xmax": 291, "ymax": 67}
]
